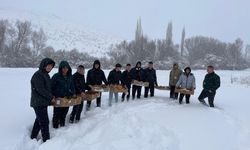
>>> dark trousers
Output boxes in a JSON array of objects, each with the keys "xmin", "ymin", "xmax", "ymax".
[
  {"xmin": 132, "ymin": 85, "xmax": 142, "ymax": 99},
  {"xmin": 179, "ymin": 94, "xmax": 191, "ymax": 104},
  {"xmin": 122, "ymin": 87, "xmax": 131, "ymax": 101},
  {"xmin": 31, "ymin": 106, "xmax": 50, "ymax": 142},
  {"xmin": 198, "ymin": 89, "xmax": 216, "ymax": 107},
  {"xmin": 70, "ymin": 101, "xmax": 84, "ymax": 121},
  {"xmin": 52, "ymin": 107, "xmax": 69, "ymax": 128},
  {"xmin": 170, "ymin": 85, "xmax": 179, "ymax": 99},
  {"xmin": 86, "ymin": 93, "xmax": 102, "ymax": 110},
  {"xmin": 144, "ymin": 83, "xmax": 154, "ymax": 98}
]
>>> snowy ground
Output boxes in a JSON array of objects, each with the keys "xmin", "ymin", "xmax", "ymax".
[{"xmin": 0, "ymin": 68, "xmax": 249, "ymax": 150}]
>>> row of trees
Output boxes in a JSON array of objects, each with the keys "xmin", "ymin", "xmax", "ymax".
[
  {"xmin": 0, "ymin": 19, "xmax": 103, "ymax": 68},
  {"xmin": 0, "ymin": 19, "xmax": 250, "ymax": 70},
  {"xmin": 109, "ymin": 18, "xmax": 250, "ymax": 70}
]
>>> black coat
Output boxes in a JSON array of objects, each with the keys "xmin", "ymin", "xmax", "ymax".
[
  {"xmin": 51, "ymin": 61, "xmax": 75, "ymax": 98},
  {"xmin": 144, "ymin": 68, "xmax": 158, "ymax": 85},
  {"xmin": 87, "ymin": 60, "xmax": 108, "ymax": 85},
  {"xmin": 131, "ymin": 67, "xmax": 144, "ymax": 81},
  {"xmin": 203, "ymin": 72, "xmax": 220, "ymax": 92},
  {"xmin": 122, "ymin": 70, "xmax": 132, "ymax": 88},
  {"xmin": 108, "ymin": 69, "xmax": 123, "ymax": 85},
  {"xmin": 72, "ymin": 72, "xmax": 86, "ymax": 94},
  {"xmin": 30, "ymin": 58, "xmax": 55, "ymax": 107}
]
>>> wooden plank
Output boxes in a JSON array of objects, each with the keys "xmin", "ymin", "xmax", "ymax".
[
  {"xmin": 54, "ymin": 96, "xmax": 82, "ymax": 107},
  {"xmin": 132, "ymin": 80, "xmax": 149, "ymax": 87},
  {"xmin": 175, "ymin": 88, "xmax": 194, "ymax": 95},
  {"xmin": 155, "ymin": 85, "xmax": 170, "ymax": 90},
  {"xmin": 89, "ymin": 84, "xmax": 109, "ymax": 92},
  {"xmin": 109, "ymin": 84, "xmax": 128, "ymax": 93}
]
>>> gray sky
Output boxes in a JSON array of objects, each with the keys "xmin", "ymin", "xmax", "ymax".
[{"xmin": 1, "ymin": 0, "xmax": 249, "ymax": 44}]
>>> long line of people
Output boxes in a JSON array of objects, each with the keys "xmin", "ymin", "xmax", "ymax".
[{"xmin": 30, "ymin": 58, "xmax": 220, "ymax": 142}]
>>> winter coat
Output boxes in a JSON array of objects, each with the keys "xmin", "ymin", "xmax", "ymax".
[
  {"xmin": 72, "ymin": 72, "xmax": 86, "ymax": 94},
  {"xmin": 86, "ymin": 60, "xmax": 108, "ymax": 85},
  {"xmin": 131, "ymin": 67, "xmax": 144, "ymax": 81},
  {"xmin": 131, "ymin": 62, "xmax": 144, "ymax": 81},
  {"xmin": 203, "ymin": 72, "xmax": 220, "ymax": 92},
  {"xmin": 51, "ymin": 61, "xmax": 75, "ymax": 98},
  {"xmin": 108, "ymin": 69, "xmax": 123, "ymax": 85},
  {"xmin": 122, "ymin": 70, "xmax": 132, "ymax": 88},
  {"xmin": 144, "ymin": 68, "xmax": 158, "ymax": 85},
  {"xmin": 176, "ymin": 73, "xmax": 196, "ymax": 89},
  {"xmin": 30, "ymin": 58, "xmax": 55, "ymax": 107},
  {"xmin": 169, "ymin": 68, "xmax": 182, "ymax": 86}
]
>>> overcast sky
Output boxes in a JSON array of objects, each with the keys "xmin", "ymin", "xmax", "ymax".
[{"xmin": 1, "ymin": 0, "xmax": 249, "ymax": 44}]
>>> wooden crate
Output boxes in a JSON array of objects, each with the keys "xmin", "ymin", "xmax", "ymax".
[
  {"xmin": 54, "ymin": 96, "xmax": 82, "ymax": 107},
  {"xmin": 83, "ymin": 91, "xmax": 100, "ymax": 101},
  {"xmin": 175, "ymin": 88, "xmax": 194, "ymax": 95},
  {"xmin": 89, "ymin": 84, "xmax": 109, "ymax": 92},
  {"xmin": 155, "ymin": 85, "xmax": 170, "ymax": 90},
  {"xmin": 132, "ymin": 80, "xmax": 149, "ymax": 87},
  {"xmin": 110, "ymin": 84, "xmax": 128, "ymax": 93}
]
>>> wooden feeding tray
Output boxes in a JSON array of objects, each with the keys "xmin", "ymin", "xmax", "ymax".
[
  {"xmin": 54, "ymin": 96, "xmax": 82, "ymax": 107},
  {"xmin": 155, "ymin": 85, "xmax": 170, "ymax": 90},
  {"xmin": 89, "ymin": 84, "xmax": 109, "ymax": 92},
  {"xmin": 175, "ymin": 88, "xmax": 194, "ymax": 95},
  {"xmin": 109, "ymin": 84, "xmax": 128, "ymax": 93},
  {"xmin": 83, "ymin": 91, "xmax": 100, "ymax": 101},
  {"xmin": 132, "ymin": 80, "xmax": 149, "ymax": 87}
]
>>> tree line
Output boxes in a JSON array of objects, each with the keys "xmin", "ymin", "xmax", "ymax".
[
  {"xmin": 109, "ymin": 18, "xmax": 250, "ymax": 70},
  {"xmin": 0, "ymin": 19, "xmax": 250, "ymax": 69}
]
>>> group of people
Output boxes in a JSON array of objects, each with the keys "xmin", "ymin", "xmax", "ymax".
[{"xmin": 30, "ymin": 58, "xmax": 220, "ymax": 143}]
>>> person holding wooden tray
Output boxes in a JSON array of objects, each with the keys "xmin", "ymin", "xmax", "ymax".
[
  {"xmin": 131, "ymin": 61, "xmax": 145, "ymax": 99},
  {"xmin": 69, "ymin": 65, "xmax": 87, "ymax": 123},
  {"xmin": 86, "ymin": 60, "xmax": 108, "ymax": 110},
  {"xmin": 108, "ymin": 63, "xmax": 123, "ymax": 106},
  {"xmin": 176, "ymin": 67, "xmax": 196, "ymax": 104},
  {"xmin": 51, "ymin": 61, "xmax": 75, "ymax": 128}
]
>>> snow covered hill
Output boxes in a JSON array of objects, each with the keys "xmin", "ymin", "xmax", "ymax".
[
  {"xmin": 0, "ymin": 69, "xmax": 250, "ymax": 150},
  {"xmin": 0, "ymin": 8, "xmax": 121, "ymax": 57}
]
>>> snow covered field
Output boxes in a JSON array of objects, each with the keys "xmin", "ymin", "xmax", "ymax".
[{"xmin": 0, "ymin": 68, "xmax": 249, "ymax": 150}]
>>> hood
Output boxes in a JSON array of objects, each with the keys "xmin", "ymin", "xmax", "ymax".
[
  {"xmin": 184, "ymin": 67, "xmax": 191, "ymax": 72},
  {"xmin": 58, "ymin": 61, "xmax": 72, "ymax": 76},
  {"xmin": 136, "ymin": 61, "xmax": 141, "ymax": 68},
  {"xmin": 93, "ymin": 60, "xmax": 101, "ymax": 69},
  {"xmin": 39, "ymin": 58, "xmax": 55, "ymax": 72}
]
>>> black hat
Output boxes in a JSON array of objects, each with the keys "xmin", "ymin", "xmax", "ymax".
[
  {"xmin": 78, "ymin": 65, "xmax": 84, "ymax": 69},
  {"xmin": 115, "ymin": 63, "xmax": 122, "ymax": 68},
  {"xmin": 148, "ymin": 61, "xmax": 153, "ymax": 64}
]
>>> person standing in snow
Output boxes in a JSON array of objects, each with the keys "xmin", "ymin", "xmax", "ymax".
[
  {"xmin": 144, "ymin": 61, "xmax": 158, "ymax": 98},
  {"xmin": 86, "ymin": 60, "xmax": 108, "ymax": 110},
  {"xmin": 198, "ymin": 66, "xmax": 220, "ymax": 107},
  {"xmin": 30, "ymin": 58, "xmax": 55, "ymax": 142},
  {"xmin": 108, "ymin": 63, "xmax": 123, "ymax": 106},
  {"xmin": 176, "ymin": 67, "xmax": 196, "ymax": 104},
  {"xmin": 131, "ymin": 61, "xmax": 144, "ymax": 99},
  {"xmin": 121, "ymin": 64, "xmax": 132, "ymax": 102},
  {"xmin": 169, "ymin": 63, "xmax": 182, "ymax": 99},
  {"xmin": 69, "ymin": 65, "xmax": 87, "ymax": 123},
  {"xmin": 52, "ymin": 61, "xmax": 75, "ymax": 128}
]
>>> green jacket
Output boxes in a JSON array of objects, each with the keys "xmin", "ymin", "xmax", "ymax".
[
  {"xmin": 169, "ymin": 68, "xmax": 182, "ymax": 86},
  {"xmin": 203, "ymin": 72, "xmax": 220, "ymax": 91}
]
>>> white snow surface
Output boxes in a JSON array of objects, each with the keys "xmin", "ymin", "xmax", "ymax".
[
  {"xmin": 0, "ymin": 8, "xmax": 121, "ymax": 57},
  {"xmin": 0, "ymin": 68, "xmax": 249, "ymax": 150}
]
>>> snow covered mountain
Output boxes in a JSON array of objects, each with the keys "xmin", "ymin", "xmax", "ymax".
[{"xmin": 0, "ymin": 8, "xmax": 122, "ymax": 57}]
